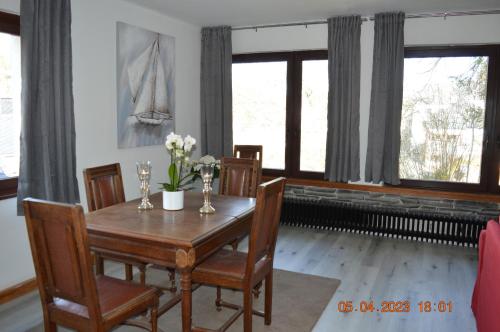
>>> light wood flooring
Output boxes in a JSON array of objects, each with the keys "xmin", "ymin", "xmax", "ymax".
[{"xmin": 0, "ymin": 226, "xmax": 478, "ymax": 332}]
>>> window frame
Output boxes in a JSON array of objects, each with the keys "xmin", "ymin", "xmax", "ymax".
[
  {"xmin": 232, "ymin": 50, "xmax": 328, "ymax": 179},
  {"xmin": 399, "ymin": 45, "xmax": 500, "ymax": 194},
  {"xmin": 0, "ymin": 11, "xmax": 20, "ymax": 200}
]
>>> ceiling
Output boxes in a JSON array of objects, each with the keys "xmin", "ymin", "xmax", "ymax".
[{"xmin": 124, "ymin": 0, "xmax": 500, "ymax": 27}]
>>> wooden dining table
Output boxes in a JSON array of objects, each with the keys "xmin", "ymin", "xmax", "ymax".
[{"xmin": 85, "ymin": 191, "xmax": 256, "ymax": 332}]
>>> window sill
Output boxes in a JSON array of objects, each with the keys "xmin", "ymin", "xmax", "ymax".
[{"xmin": 263, "ymin": 176, "xmax": 500, "ymax": 204}]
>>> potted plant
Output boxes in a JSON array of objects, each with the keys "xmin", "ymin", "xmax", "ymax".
[{"xmin": 160, "ymin": 132, "xmax": 197, "ymax": 210}]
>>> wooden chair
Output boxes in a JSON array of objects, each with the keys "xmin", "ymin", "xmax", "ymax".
[
  {"xmin": 191, "ymin": 177, "xmax": 286, "ymax": 332},
  {"xmin": 23, "ymin": 198, "xmax": 160, "ymax": 332},
  {"xmin": 233, "ymin": 145, "xmax": 263, "ymax": 184},
  {"xmin": 219, "ymin": 157, "xmax": 259, "ymax": 198},
  {"xmin": 219, "ymin": 156, "xmax": 265, "ymax": 278},
  {"xmin": 83, "ymin": 163, "xmax": 176, "ymax": 292},
  {"xmin": 219, "ymin": 157, "xmax": 260, "ymax": 255}
]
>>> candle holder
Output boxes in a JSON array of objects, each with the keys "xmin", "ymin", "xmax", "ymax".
[
  {"xmin": 199, "ymin": 163, "xmax": 215, "ymax": 214},
  {"xmin": 137, "ymin": 161, "xmax": 154, "ymax": 210}
]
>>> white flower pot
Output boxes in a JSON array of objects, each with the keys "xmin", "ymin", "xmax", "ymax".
[{"xmin": 162, "ymin": 190, "xmax": 184, "ymax": 210}]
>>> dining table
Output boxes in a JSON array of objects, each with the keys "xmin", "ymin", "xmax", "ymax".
[{"xmin": 85, "ymin": 191, "xmax": 256, "ymax": 332}]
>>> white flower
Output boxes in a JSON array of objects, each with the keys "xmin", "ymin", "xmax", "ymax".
[
  {"xmin": 195, "ymin": 155, "xmax": 220, "ymax": 170},
  {"xmin": 199, "ymin": 155, "xmax": 216, "ymax": 164},
  {"xmin": 165, "ymin": 132, "xmax": 185, "ymax": 150},
  {"xmin": 184, "ymin": 135, "xmax": 196, "ymax": 152},
  {"xmin": 165, "ymin": 132, "xmax": 176, "ymax": 151},
  {"xmin": 175, "ymin": 136, "xmax": 184, "ymax": 149},
  {"xmin": 175, "ymin": 149, "xmax": 185, "ymax": 158}
]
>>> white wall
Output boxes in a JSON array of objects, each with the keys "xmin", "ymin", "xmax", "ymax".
[
  {"xmin": 0, "ymin": 0, "xmax": 16, "ymax": 13},
  {"xmin": 233, "ymin": 14, "xmax": 500, "ymax": 183},
  {"xmin": 0, "ymin": 0, "xmax": 201, "ymax": 290}
]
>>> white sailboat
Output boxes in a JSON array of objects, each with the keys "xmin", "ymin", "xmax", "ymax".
[{"xmin": 127, "ymin": 34, "xmax": 172, "ymax": 125}]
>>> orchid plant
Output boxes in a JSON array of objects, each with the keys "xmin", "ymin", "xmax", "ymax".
[
  {"xmin": 160, "ymin": 132, "xmax": 223, "ymax": 191},
  {"xmin": 160, "ymin": 132, "xmax": 197, "ymax": 192}
]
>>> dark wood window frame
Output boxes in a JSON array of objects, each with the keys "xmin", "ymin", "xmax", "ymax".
[
  {"xmin": 0, "ymin": 11, "xmax": 20, "ymax": 200},
  {"xmin": 233, "ymin": 50, "xmax": 328, "ymax": 180},
  {"xmin": 399, "ymin": 45, "xmax": 500, "ymax": 194}
]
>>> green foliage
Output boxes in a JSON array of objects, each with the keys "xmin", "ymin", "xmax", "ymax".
[
  {"xmin": 160, "ymin": 155, "xmax": 220, "ymax": 192},
  {"xmin": 160, "ymin": 148, "xmax": 197, "ymax": 192}
]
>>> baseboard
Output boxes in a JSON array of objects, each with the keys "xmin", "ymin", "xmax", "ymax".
[{"xmin": 0, "ymin": 278, "xmax": 37, "ymax": 305}]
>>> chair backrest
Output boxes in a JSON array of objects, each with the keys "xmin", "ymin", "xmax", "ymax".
[
  {"xmin": 233, "ymin": 145, "xmax": 263, "ymax": 184},
  {"xmin": 219, "ymin": 157, "xmax": 259, "ymax": 198},
  {"xmin": 83, "ymin": 163, "xmax": 126, "ymax": 212},
  {"xmin": 233, "ymin": 145, "xmax": 262, "ymax": 166},
  {"xmin": 245, "ymin": 177, "xmax": 286, "ymax": 278},
  {"xmin": 23, "ymin": 199, "xmax": 101, "ymax": 322}
]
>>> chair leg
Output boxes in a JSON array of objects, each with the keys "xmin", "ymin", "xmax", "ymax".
[
  {"xmin": 243, "ymin": 288, "xmax": 253, "ymax": 332},
  {"xmin": 44, "ymin": 320, "xmax": 57, "ymax": 332},
  {"xmin": 215, "ymin": 286, "xmax": 222, "ymax": 311},
  {"xmin": 151, "ymin": 303, "xmax": 158, "ymax": 332},
  {"xmin": 231, "ymin": 239, "xmax": 239, "ymax": 252},
  {"xmin": 125, "ymin": 264, "xmax": 134, "ymax": 281},
  {"xmin": 139, "ymin": 266, "xmax": 146, "ymax": 285},
  {"xmin": 168, "ymin": 268, "xmax": 177, "ymax": 292},
  {"xmin": 264, "ymin": 272, "xmax": 273, "ymax": 325},
  {"xmin": 253, "ymin": 281, "xmax": 263, "ymax": 298},
  {"xmin": 95, "ymin": 254, "xmax": 104, "ymax": 276}
]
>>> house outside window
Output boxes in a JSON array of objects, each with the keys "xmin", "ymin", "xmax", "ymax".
[{"xmin": 399, "ymin": 46, "xmax": 500, "ymax": 193}]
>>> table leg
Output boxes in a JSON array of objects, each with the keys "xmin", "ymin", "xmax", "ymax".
[
  {"xmin": 176, "ymin": 248, "xmax": 196, "ymax": 332},
  {"xmin": 180, "ymin": 270, "xmax": 192, "ymax": 332}
]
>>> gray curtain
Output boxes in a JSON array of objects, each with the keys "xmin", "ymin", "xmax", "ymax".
[
  {"xmin": 200, "ymin": 26, "xmax": 233, "ymax": 158},
  {"xmin": 365, "ymin": 12, "xmax": 405, "ymax": 185},
  {"xmin": 18, "ymin": 0, "xmax": 79, "ymax": 214},
  {"xmin": 324, "ymin": 16, "xmax": 361, "ymax": 182}
]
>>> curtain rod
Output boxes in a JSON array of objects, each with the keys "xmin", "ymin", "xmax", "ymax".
[{"xmin": 231, "ymin": 8, "xmax": 500, "ymax": 31}]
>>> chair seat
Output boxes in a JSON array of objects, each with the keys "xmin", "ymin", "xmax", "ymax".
[
  {"xmin": 192, "ymin": 250, "xmax": 270, "ymax": 289},
  {"xmin": 50, "ymin": 275, "xmax": 159, "ymax": 319}
]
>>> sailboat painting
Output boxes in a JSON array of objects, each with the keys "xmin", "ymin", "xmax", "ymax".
[{"xmin": 117, "ymin": 22, "xmax": 175, "ymax": 148}]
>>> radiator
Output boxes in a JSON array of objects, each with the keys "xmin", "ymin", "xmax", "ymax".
[{"xmin": 280, "ymin": 197, "xmax": 487, "ymax": 247}]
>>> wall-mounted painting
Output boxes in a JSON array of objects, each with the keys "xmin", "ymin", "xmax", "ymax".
[{"xmin": 117, "ymin": 22, "xmax": 175, "ymax": 148}]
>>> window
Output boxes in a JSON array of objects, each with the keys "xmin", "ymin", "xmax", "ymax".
[
  {"xmin": 233, "ymin": 60, "xmax": 287, "ymax": 170},
  {"xmin": 400, "ymin": 46, "xmax": 500, "ymax": 193},
  {"xmin": 0, "ymin": 11, "xmax": 20, "ymax": 199},
  {"xmin": 232, "ymin": 51, "xmax": 328, "ymax": 178},
  {"xmin": 300, "ymin": 60, "xmax": 328, "ymax": 172}
]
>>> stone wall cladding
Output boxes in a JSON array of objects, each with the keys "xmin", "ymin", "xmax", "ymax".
[{"xmin": 284, "ymin": 185, "xmax": 500, "ymax": 221}]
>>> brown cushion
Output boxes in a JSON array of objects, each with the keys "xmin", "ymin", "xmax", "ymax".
[
  {"xmin": 194, "ymin": 250, "xmax": 248, "ymax": 280},
  {"xmin": 192, "ymin": 249, "xmax": 268, "ymax": 283},
  {"xmin": 50, "ymin": 275, "xmax": 158, "ymax": 318}
]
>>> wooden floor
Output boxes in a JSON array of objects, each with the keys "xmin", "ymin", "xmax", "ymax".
[
  {"xmin": 275, "ymin": 227, "xmax": 478, "ymax": 332},
  {"xmin": 0, "ymin": 226, "xmax": 478, "ymax": 332}
]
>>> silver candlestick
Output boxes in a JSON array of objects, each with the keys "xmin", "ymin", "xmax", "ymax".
[
  {"xmin": 199, "ymin": 163, "xmax": 215, "ymax": 214},
  {"xmin": 137, "ymin": 161, "xmax": 154, "ymax": 210}
]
